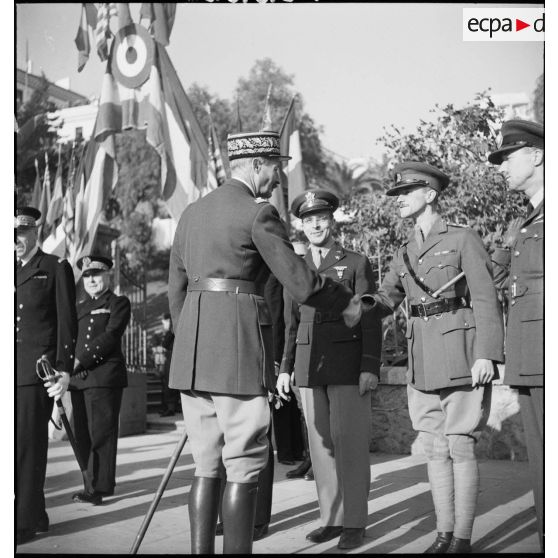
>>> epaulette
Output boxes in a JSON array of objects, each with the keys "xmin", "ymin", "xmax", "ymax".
[
  {"xmin": 254, "ymin": 197, "xmax": 269, "ymax": 204},
  {"xmin": 448, "ymin": 222, "xmax": 469, "ymax": 228}
]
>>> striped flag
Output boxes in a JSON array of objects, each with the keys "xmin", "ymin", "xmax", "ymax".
[
  {"xmin": 280, "ymin": 96, "xmax": 307, "ymax": 209},
  {"xmin": 95, "ymin": 3, "xmax": 117, "ymax": 62},
  {"xmin": 38, "ymin": 153, "xmax": 52, "ymax": 244},
  {"xmin": 75, "ymin": 3, "xmax": 97, "ymax": 72},
  {"xmin": 96, "ymin": 34, "xmax": 213, "ymax": 222},
  {"xmin": 139, "ymin": 3, "xmax": 176, "ymax": 46},
  {"xmin": 43, "ymin": 147, "xmax": 66, "ymax": 257},
  {"xmin": 71, "ymin": 122, "xmax": 118, "ymax": 270},
  {"xmin": 62, "ymin": 148, "xmax": 78, "ymax": 256},
  {"xmin": 206, "ymin": 106, "xmax": 226, "ymax": 188},
  {"xmin": 30, "ymin": 158, "xmax": 41, "ymax": 208}
]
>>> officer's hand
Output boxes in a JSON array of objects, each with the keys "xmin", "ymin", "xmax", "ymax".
[
  {"xmin": 75, "ymin": 370, "xmax": 88, "ymax": 380},
  {"xmin": 276, "ymin": 372, "xmax": 292, "ymax": 400},
  {"xmin": 471, "ymin": 359, "xmax": 495, "ymax": 387},
  {"xmin": 274, "ymin": 362, "xmax": 281, "ymax": 377},
  {"xmin": 503, "ymin": 217, "xmax": 523, "ymax": 248},
  {"xmin": 359, "ymin": 372, "xmax": 378, "ymax": 395},
  {"xmin": 342, "ymin": 294, "xmax": 362, "ymax": 328},
  {"xmin": 45, "ymin": 371, "xmax": 70, "ymax": 401}
]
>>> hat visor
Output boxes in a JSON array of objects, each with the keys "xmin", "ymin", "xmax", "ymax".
[
  {"xmin": 269, "ymin": 154, "xmax": 292, "ymax": 161},
  {"xmin": 385, "ymin": 182, "xmax": 429, "ymax": 196},
  {"xmin": 82, "ymin": 269, "xmax": 105, "ymax": 277},
  {"xmin": 487, "ymin": 144, "xmax": 525, "ymax": 165}
]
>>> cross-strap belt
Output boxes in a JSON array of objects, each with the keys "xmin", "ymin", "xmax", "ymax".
[
  {"xmin": 410, "ymin": 296, "xmax": 469, "ymax": 318},
  {"xmin": 187, "ymin": 278, "xmax": 261, "ymax": 295}
]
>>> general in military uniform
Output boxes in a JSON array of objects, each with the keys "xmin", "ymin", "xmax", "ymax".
[
  {"xmin": 277, "ymin": 189, "xmax": 382, "ymax": 550},
  {"xmin": 168, "ymin": 130, "xmax": 360, "ymax": 555},
  {"xmin": 368, "ymin": 163, "xmax": 504, "ymax": 554},
  {"xmin": 70, "ymin": 255, "xmax": 131, "ymax": 505},
  {"xmin": 15, "ymin": 207, "xmax": 77, "ymax": 545},
  {"xmin": 489, "ymin": 120, "xmax": 544, "ymax": 548}
]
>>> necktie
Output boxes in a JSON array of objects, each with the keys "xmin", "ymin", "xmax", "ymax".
[{"xmin": 313, "ymin": 249, "xmax": 324, "ymax": 269}]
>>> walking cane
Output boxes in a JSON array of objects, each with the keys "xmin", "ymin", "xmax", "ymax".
[
  {"xmin": 36, "ymin": 355, "xmax": 93, "ymax": 494},
  {"xmin": 129, "ymin": 427, "xmax": 189, "ymax": 554}
]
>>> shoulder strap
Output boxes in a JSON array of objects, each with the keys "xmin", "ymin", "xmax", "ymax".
[{"xmin": 401, "ymin": 247, "xmax": 437, "ymax": 297}]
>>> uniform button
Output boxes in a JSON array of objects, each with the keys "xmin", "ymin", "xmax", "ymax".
[
  {"xmin": 19, "ymin": 304, "xmax": 23, "ymax": 309},
  {"xmin": 423, "ymin": 316, "xmax": 429, "ymax": 322},
  {"xmin": 514, "ymin": 251, "xmax": 520, "ymax": 257},
  {"xmin": 520, "ymin": 228, "xmax": 527, "ymax": 233},
  {"xmin": 90, "ymin": 318, "xmax": 94, "ymax": 323},
  {"xmin": 88, "ymin": 326, "xmax": 91, "ymax": 330},
  {"xmin": 420, "ymin": 297, "xmax": 426, "ymax": 302},
  {"xmin": 17, "ymin": 316, "xmax": 21, "ymax": 321},
  {"xmin": 193, "ymin": 275, "xmax": 200, "ymax": 282},
  {"xmin": 438, "ymin": 264, "xmax": 443, "ymax": 268},
  {"xmin": 86, "ymin": 334, "xmax": 90, "ymax": 339},
  {"xmin": 513, "ymin": 275, "xmax": 517, "ymax": 280},
  {"xmin": 418, "ymin": 258, "xmax": 423, "ymax": 264},
  {"xmin": 534, "ymin": 233, "xmax": 539, "ymax": 238},
  {"xmin": 16, "ymin": 327, "xmax": 19, "ymax": 332},
  {"xmin": 419, "ymin": 277, "xmax": 424, "ymax": 282},
  {"xmin": 464, "ymin": 322, "xmax": 469, "ymax": 327},
  {"xmin": 511, "ymin": 300, "xmax": 516, "ymax": 306},
  {"xmin": 64, "ymin": 344, "xmax": 68, "ymax": 349}
]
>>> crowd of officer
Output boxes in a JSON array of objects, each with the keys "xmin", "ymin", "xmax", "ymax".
[{"xmin": 15, "ymin": 118, "xmax": 543, "ymax": 553}]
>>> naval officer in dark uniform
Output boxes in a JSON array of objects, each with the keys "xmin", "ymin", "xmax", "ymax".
[
  {"xmin": 366, "ymin": 163, "xmax": 504, "ymax": 554},
  {"xmin": 488, "ymin": 120, "xmax": 544, "ymax": 549},
  {"xmin": 277, "ymin": 189, "xmax": 382, "ymax": 550},
  {"xmin": 70, "ymin": 255, "xmax": 131, "ymax": 505},
  {"xmin": 168, "ymin": 130, "xmax": 362, "ymax": 554},
  {"xmin": 15, "ymin": 207, "xmax": 77, "ymax": 545}
]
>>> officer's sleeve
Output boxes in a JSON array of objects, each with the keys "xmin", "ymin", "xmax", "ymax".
[
  {"xmin": 168, "ymin": 213, "xmax": 188, "ymax": 328},
  {"xmin": 252, "ymin": 204, "xmax": 352, "ymax": 314},
  {"xmin": 264, "ymin": 275, "xmax": 285, "ymax": 364},
  {"xmin": 355, "ymin": 255, "xmax": 382, "ymax": 375},
  {"xmin": 75, "ymin": 296, "xmax": 131, "ymax": 371},
  {"xmin": 55, "ymin": 259, "xmax": 77, "ymax": 373},
  {"xmin": 366, "ymin": 255, "xmax": 406, "ymax": 319},
  {"xmin": 279, "ymin": 289, "xmax": 300, "ymax": 375},
  {"xmin": 491, "ymin": 247, "xmax": 511, "ymax": 291},
  {"xmin": 461, "ymin": 230, "xmax": 505, "ymax": 362}
]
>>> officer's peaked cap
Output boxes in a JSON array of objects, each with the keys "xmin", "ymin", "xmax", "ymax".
[
  {"xmin": 227, "ymin": 131, "xmax": 291, "ymax": 162},
  {"xmin": 488, "ymin": 119, "xmax": 544, "ymax": 165},
  {"xmin": 291, "ymin": 189, "xmax": 339, "ymax": 219},
  {"xmin": 386, "ymin": 161, "xmax": 450, "ymax": 196},
  {"xmin": 77, "ymin": 255, "xmax": 114, "ymax": 275},
  {"xmin": 15, "ymin": 206, "xmax": 41, "ymax": 229}
]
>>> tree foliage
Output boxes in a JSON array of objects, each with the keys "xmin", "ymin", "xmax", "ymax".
[{"xmin": 338, "ymin": 92, "xmax": 529, "ymax": 277}]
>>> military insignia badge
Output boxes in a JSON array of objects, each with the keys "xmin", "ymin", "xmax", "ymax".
[
  {"xmin": 333, "ymin": 266, "xmax": 347, "ymax": 279},
  {"xmin": 83, "ymin": 257, "xmax": 92, "ymax": 268},
  {"xmin": 305, "ymin": 191, "xmax": 316, "ymax": 203},
  {"xmin": 395, "ymin": 172, "xmax": 402, "ymax": 183}
]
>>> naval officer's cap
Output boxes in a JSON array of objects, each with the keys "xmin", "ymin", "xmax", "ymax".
[
  {"xmin": 488, "ymin": 119, "xmax": 544, "ymax": 165},
  {"xmin": 15, "ymin": 206, "xmax": 41, "ymax": 230},
  {"xmin": 291, "ymin": 189, "xmax": 339, "ymax": 219},
  {"xmin": 386, "ymin": 161, "xmax": 450, "ymax": 196},
  {"xmin": 77, "ymin": 255, "xmax": 114, "ymax": 276},
  {"xmin": 227, "ymin": 131, "xmax": 291, "ymax": 162}
]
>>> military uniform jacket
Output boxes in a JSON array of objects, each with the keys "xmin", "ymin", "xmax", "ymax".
[
  {"xmin": 167, "ymin": 179, "xmax": 353, "ymax": 396},
  {"xmin": 281, "ymin": 243, "xmax": 382, "ymax": 386},
  {"xmin": 492, "ymin": 201, "xmax": 543, "ymax": 387},
  {"xmin": 16, "ymin": 249, "xmax": 77, "ymax": 386},
  {"xmin": 373, "ymin": 218, "xmax": 504, "ymax": 391},
  {"xmin": 70, "ymin": 289, "xmax": 131, "ymax": 390}
]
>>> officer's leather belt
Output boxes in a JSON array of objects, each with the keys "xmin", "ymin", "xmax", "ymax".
[
  {"xmin": 313, "ymin": 311, "xmax": 339, "ymax": 324},
  {"xmin": 187, "ymin": 278, "xmax": 260, "ymax": 295},
  {"xmin": 410, "ymin": 296, "xmax": 469, "ymax": 318}
]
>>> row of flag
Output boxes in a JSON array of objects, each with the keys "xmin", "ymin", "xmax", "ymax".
[{"xmin": 34, "ymin": 2, "xmax": 307, "ymax": 274}]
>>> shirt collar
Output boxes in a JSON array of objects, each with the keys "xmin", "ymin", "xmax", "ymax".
[
  {"xmin": 530, "ymin": 188, "xmax": 544, "ymax": 209},
  {"xmin": 309, "ymin": 238, "xmax": 335, "ymax": 257},
  {"xmin": 233, "ymin": 177, "xmax": 256, "ymax": 197}
]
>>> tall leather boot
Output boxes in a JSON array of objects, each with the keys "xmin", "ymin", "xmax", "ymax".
[
  {"xmin": 222, "ymin": 481, "xmax": 259, "ymax": 554},
  {"xmin": 189, "ymin": 476, "xmax": 221, "ymax": 554}
]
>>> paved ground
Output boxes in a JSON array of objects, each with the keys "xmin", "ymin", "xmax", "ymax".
[{"xmin": 17, "ymin": 416, "xmax": 541, "ymax": 555}]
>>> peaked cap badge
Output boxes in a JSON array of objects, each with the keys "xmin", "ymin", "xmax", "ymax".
[{"xmin": 305, "ymin": 191, "xmax": 316, "ymax": 203}]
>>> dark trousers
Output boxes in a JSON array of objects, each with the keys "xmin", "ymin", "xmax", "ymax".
[
  {"xmin": 16, "ymin": 384, "xmax": 53, "ymax": 531},
  {"xmin": 518, "ymin": 386, "xmax": 543, "ymax": 546},
  {"xmin": 272, "ymin": 395, "xmax": 305, "ymax": 462},
  {"xmin": 71, "ymin": 387, "xmax": 123, "ymax": 495},
  {"xmin": 162, "ymin": 362, "xmax": 179, "ymax": 412}
]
